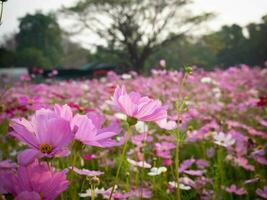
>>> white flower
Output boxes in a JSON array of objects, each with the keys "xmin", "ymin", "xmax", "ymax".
[
  {"xmin": 168, "ymin": 181, "xmax": 191, "ymax": 190},
  {"xmin": 201, "ymin": 77, "xmax": 212, "ymax": 84},
  {"xmin": 148, "ymin": 167, "xmax": 167, "ymax": 176},
  {"xmin": 213, "ymin": 132, "xmax": 235, "ymax": 147},
  {"xmin": 121, "ymin": 74, "xmax": 132, "ymax": 80},
  {"xmin": 135, "ymin": 121, "xmax": 149, "ymax": 133},
  {"xmin": 79, "ymin": 188, "xmax": 105, "ymax": 197}
]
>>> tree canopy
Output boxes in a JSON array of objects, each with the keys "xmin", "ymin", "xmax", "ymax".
[
  {"xmin": 61, "ymin": 0, "xmax": 213, "ymax": 72},
  {"xmin": 16, "ymin": 12, "xmax": 63, "ymax": 68}
]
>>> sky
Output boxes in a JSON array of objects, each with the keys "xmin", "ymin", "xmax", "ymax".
[{"xmin": 1, "ymin": 0, "xmax": 267, "ymax": 48}]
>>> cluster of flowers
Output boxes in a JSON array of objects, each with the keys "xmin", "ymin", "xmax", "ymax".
[
  {"xmin": 0, "ymin": 85, "xmax": 170, "ymax": 199},
  {"xmin": 0, "ymin": 64, "xmax": 267, "ymax": 199}
]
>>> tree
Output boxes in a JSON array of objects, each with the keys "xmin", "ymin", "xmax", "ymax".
[
  {"xmin": 247, "ymin": 15, "xmax": 267, "ymax": 66},
  {"xmin": 61, "ymin": 0, "xmax": 213, "ymax": 72},
  {"xmin": 15, "ymin": 48, "xmax": 51, "ymax": 68},
  {"xmin": 16, "ymin": 12, "xmax": 63, "ymax": 68}
]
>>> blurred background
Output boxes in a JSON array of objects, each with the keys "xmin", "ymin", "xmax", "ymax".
[{"xmin": 0, "ymin": 0, "xmax": 267, "ymax": 80}]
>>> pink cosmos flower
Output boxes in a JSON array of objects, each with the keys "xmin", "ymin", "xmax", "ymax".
[
  {"xmin": 184, "ymin": 170, "xmax": 205, "ymax": 176},
  {"xmin": 179, "ymin": 158, "xmax": 195, "ymax": 173},
  {"xmin": 154, "ymin": 142, "xmax": 176, "ymax": 159},
  {"xmin": 127, "ymin": 158, "xmax": 152, "ymax": 168},
  {"xmin": 71, "ymin": 111, "xmax": 123, "ymax": 147},
  {"xmin": 0, "ymin": 161, "xmax": 69, "ymax": 200},
  {"xmin": 83, "ymin": 154, "xmax": 97, "ymax": 161},
  {"xmin": 224, "ymin": 184, "xmax": 247, "ymax": 195},
  {"xmin": 71, "ymin": 167, "xmax": 104, "ymax": 176},
  {"xmin": 0, "ymin": 160, "xmax": 17, "ymax": 169},
  {"xmin": 112, "ymin": 85, "xmax": 167, "ymax": 122},
  {"xmin": 9, "ymin": 106, "xmax": 73, "ymax": 165},
  {"xmin": 256, "ymin": 186, "xmax": 267, "ymax": 199}
]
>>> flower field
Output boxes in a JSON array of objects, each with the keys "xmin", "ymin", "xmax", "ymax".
[{"xmin": 0, "ymin": 65, "xmax": 267, "ymax": 200}]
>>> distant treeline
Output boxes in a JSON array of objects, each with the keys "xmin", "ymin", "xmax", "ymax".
[{"xmin": 0, "ymin": 12, "xmax": 267, "ymax": 72}]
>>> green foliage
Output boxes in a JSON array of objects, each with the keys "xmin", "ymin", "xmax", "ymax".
[
  {"xmin": 16, "ymin": 48, "xmax": 51, "ymax": 68},
  {"xmin": 0, "ymin": 118, "xmax": 9, "ymax": 135},
  {"xmin": 16, "ymin": 12, "xmax": 63, "ymax": 68},
  {"xmin": 0, "ymin": 48, "xmax": 16, "ymax": 67}
]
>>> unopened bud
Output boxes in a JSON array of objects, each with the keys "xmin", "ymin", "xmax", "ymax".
[{"xmin": 90, "ymin": 176, "xmax": 100, "ymax": 186}]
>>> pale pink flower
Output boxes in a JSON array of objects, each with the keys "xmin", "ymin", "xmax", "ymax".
[
  {"xmin": 224, "ymin": 184, "xmax": 247, "ymax": 195},
  {"xmin": 112, "ymin": 85, "xmax": 167, "ymax": 122},
  {"xmin": 256, "ymin": 186, "xmax": 267, "ymax": 199},
  {"xmin": 213, "ymin": 132, "xmax": 235, "ymax": 147},
  {"xmin": 127, "ymin": 158, "xmax": 151, "ymax": 168},
  {"xmin": 71, "ymin": 167, "xmax": 104, "ymax": 176},
  {"xmin": 10, "ymin": 107, "xmax": 73, "ymax": 165},
  {"xmin": 71, "ymin": 112, "xmax": 123, "ymax": 147}
]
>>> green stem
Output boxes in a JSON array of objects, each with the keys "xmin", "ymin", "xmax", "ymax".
[
  {"xmin": 108, "ymin": 125, "xmax": 131, "ymax": 200},
  {"xmin": 91, "ymin": 184, "xmax": 95, "ymax": 200},
  {"xmin": 140, "ymin": 131, "xmax": 148, "ymax": 199},
  {"xmin": 175, "ymin": 131, "xmax": 181, "ymax": 200},
  {"xmin": 70, "ymin": 152, "xmax": 78, "ymax": 200}
]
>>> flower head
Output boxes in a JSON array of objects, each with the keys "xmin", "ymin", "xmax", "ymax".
[
  {"xmin": 71, "ymin": 111, "xmax": 123, "ymax": 147},
  {"xmin": 213, "ymin": 132, "xmax": 235, "ymax": 147},
  {"xmin": 10, "ymin": 105, "xmax": 74, "ymax": 165},
  {"xmin": 112, "ymin": 85, "xmax": 167, "ymax": 123},
  {"xmin": 0, "ymin": 161, "xmax": 69, "ymax": 200}
]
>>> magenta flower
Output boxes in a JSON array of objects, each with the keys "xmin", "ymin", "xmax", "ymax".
[
  {"xmin": 71, "ymin": 111, "xmax": 123, "ymax": 147},
  {"xmin": 10, "ymin": 107, "xmax": 73, "ymax": 165},
  {"xmin": 0, "ymin": 161, "xmax": 69, "ymax": 200},
  {"xmin": 112, "ymin": 85, "xmax": 167, "ymax": 122}
]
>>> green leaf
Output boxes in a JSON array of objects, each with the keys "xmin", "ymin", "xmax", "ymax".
[{"xmin": 0, "ymin": 119, "xmax": 9, "ymax": 135}]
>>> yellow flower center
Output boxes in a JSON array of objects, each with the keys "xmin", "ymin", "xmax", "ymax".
[{"xmin": 39, "ymin": 143, "xmax": 53, "ymax": 154}]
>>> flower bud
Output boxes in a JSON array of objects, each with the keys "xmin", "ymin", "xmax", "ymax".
[{"xmin": 90, "ymin": 176, "xmax": 100, "ymax": 186}]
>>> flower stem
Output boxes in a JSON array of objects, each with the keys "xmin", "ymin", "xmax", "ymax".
[
  {"xmin": 175, "ymin": 131, "xmax": 181, "ymax": 200},
  {"xmin": 91, "ymin": 184, "xmax": 95, "ymax": 200},
  {"xmin": 108, "ymin": 125, "xmax": 131, "ymax": 200}
]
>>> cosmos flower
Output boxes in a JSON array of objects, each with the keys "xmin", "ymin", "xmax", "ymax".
[
  {"xmin": 70, "ymin": 167, "xmax": 104, "ymax": 177},
  {"xmin": 127, "ymin": 158, "xmax": 151, "ymax": 168},
  {"xmin": 71, "ymin": 112, "xmax": 123, "ymax": 147},
  {"xmin": 0, "ymin": 160, "xmax": 17, "ymax": 169},
  {"xmin": 10, "ymin": 107, "xmax": 73, "ymax": 165},
  {"xmin": 148, "ymin": 167, "xmax": 167, "ymax": 176},
  {"xmin": 256, "ymin": 186, "xmax": 267, "ymax": 199},
  {"xmin": 0, "ymin": 161, "xmax": 69, "ymax": 200},
  {"xmin": 224, "ymin": 184, "xmax": 247, "ymax": 195},
  {"xmin": 168, "ymin": 181, "xmax": 191, "ymax": 190},
  {"xmin": 79, "ymin": 188, "xmax": 105, "ymax": 198},
  {"xmin": 112, "ymin": 85, "xmax": 167, "ymax": 123},
  {"xmin": 213, "ymin": 132, "xmax": 235, "ymax": 147}
]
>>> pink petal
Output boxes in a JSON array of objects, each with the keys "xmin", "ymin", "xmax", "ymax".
[{"xmin": 17, "ymin": 149, "xmax": 40, "ymax": 166}]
